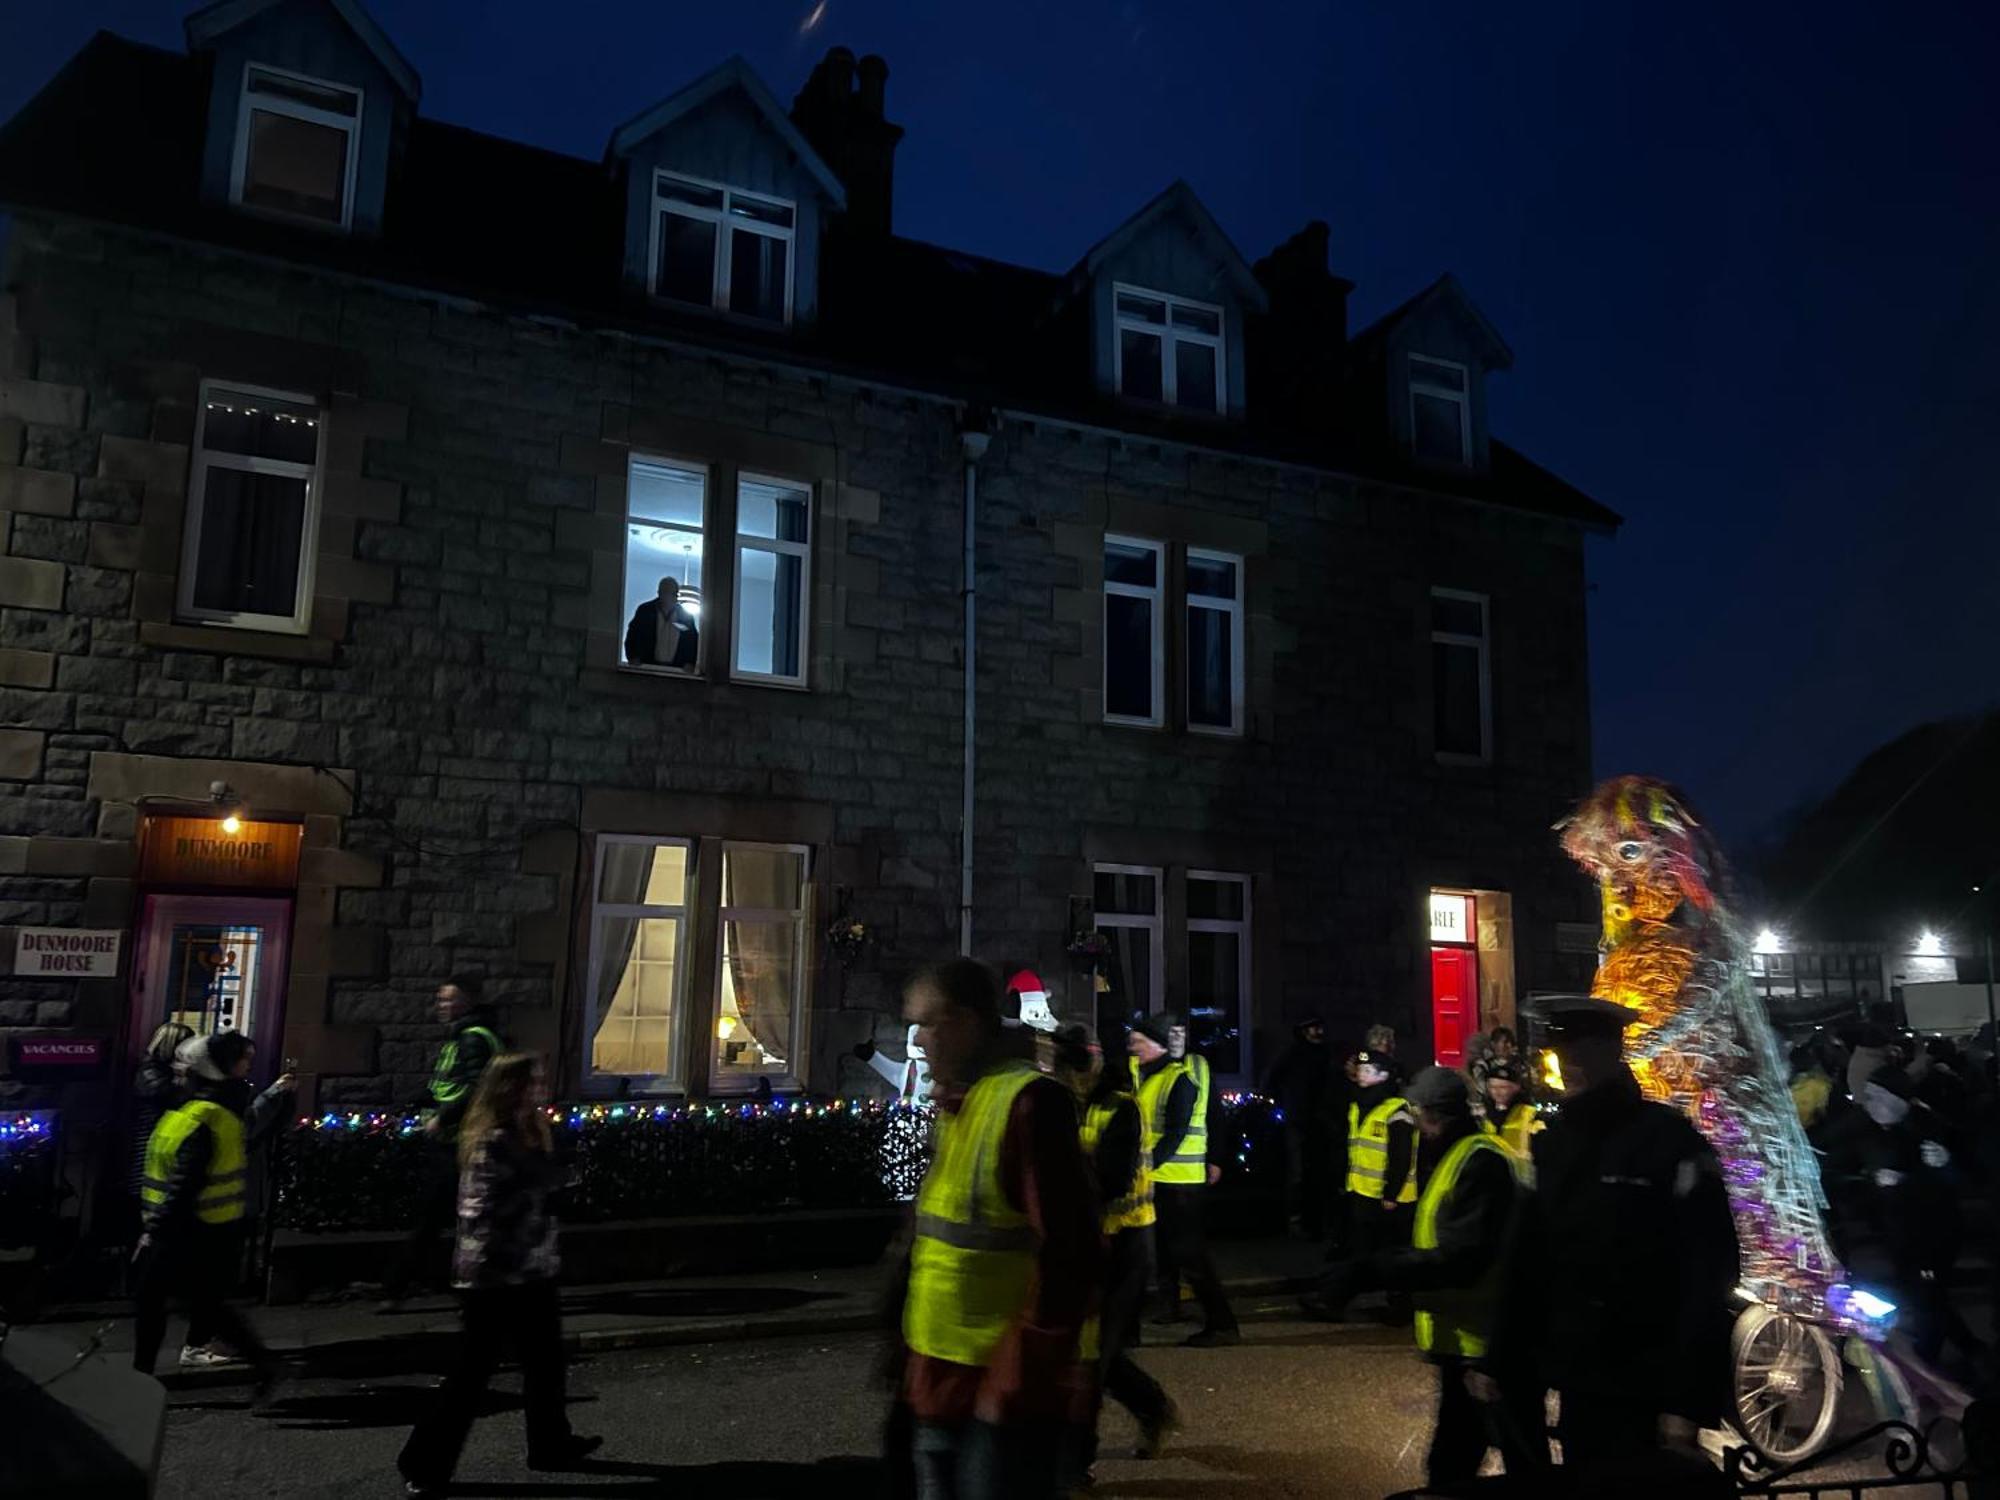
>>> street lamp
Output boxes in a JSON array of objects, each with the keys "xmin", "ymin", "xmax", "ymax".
[
  {"xmin": 1754, "ymin": 927, "xmax": 1783, "ymax": 956},
  {"xmin": 1914, "ymin": 930, "xmax": 1947, "ymax": 959}
]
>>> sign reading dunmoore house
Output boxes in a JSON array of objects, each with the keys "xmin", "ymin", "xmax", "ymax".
[{"xmin": 14, "ymin": 928, "xmax": 123, "ymax": 977}]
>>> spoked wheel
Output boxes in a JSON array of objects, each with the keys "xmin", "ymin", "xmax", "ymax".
[{"xmin": 1731, "ymin": 1304, "xmax": 1843, "ymax": 1466}]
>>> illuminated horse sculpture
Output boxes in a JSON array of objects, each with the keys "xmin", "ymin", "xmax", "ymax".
[{"xmin": 1559, "ymin": 775, "xmax": 1839, "ymax": 1316}]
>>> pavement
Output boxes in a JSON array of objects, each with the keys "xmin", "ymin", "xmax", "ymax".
[{"xmin": 25, "ymin": 1235, "xmax": 1315, "ymax": 1391}]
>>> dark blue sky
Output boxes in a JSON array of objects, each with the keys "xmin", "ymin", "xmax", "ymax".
[{"xmin": 7, "ymin": 2, "xmax": 1996, "ymax": 847}]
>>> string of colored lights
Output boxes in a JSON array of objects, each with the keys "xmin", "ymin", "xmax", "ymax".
[{"xmin": 0, "ymin": 1112, "xmax": 55, "ymax": 1147}]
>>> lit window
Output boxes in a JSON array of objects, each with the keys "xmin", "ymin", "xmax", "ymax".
[
  {"xmin": 650, "ymin": 171, "xmax": 796, "ymax": 325},
  {"xmin": 1410, "ymin": 354, "xmax": 1471, "ymax": 464},
  {"xmin": 1187, "ymin": 872, "xmax": 1251, "ymax": 1079},
  {"xmin": 733, "ymin": 475, "xmax": 812, "ymax": 685},
  {"xmin": 230, "ymin": 66, "xmax": 361, "ymax": 229},
  {"xmin": 178, "ymin": 381, "xmax": 322, "ymax": 634},
  {"xmin": 1186, "ymin": 549, "xmax": 1243, "ymax": 735},
  {"xmin": 585, "ymin": 837, "xmax": 693, "ymax": 1089},
  {"xmin": 1094, "ymin": 865, "xmax": 1163, "ymax": 1020},
  {"xmin": 1431, "ymin": 588, "xmax": 1491, "ymax": 762},
  {"xmin": 622, "ymin": 457, "xmax": 706, "ymax": 673},
  {"xmin": 713, "ymin": 843, "xmax": 812, "ymax": 1093},
  {"xmin": 1113, "ymin": 285, "xmax": 1225, "ymax": 413},
  {"xmin": 1104, "ymin": 536, "xmax": 1165, "ymax": 726}
]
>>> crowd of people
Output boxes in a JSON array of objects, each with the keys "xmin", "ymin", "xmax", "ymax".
[{"xmin": 124, "ymin": 958, "xmax": 2000, "ymax": 1499}]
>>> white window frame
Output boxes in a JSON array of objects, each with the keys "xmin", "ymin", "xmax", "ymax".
[
  {"xmin": 1186, "ymin": 870, "xmax": 1253, "ymax": 1084},
  {"xmin": 228, "ymin": 63, "xmax": 363, "ymax": 232},
  {"xmin": 648, "ymin": 169, "xmax": 797, "ymax": 326},
  {"xmin": 1431, "ymin": 587, "xmax": 1493, "ymax": 764},
  {"xmin": 622, "ymin": 453, "xmax": 709, "ymax": 677},
  {"xmin": 177, "ymin": 378, "xmax": 325, "ymax": 635},
  {"xmin": 1111, "ymin": 283, "xmax": 1225, "ymax": 413},
  {"xmin": 731, "ymin": 472, "xmax": 813, "ymax": 689},
  {"xmin": 710, "ymin": 840, "xmax": 813, "ymax": 1095},
  {"xmin": 1103, "ymin": 535, "xmax": 1166, "ymax": 728},
  {"xmin": 582, "ymin": 834, "xmax": 694, "ymax": 1095},
  {"xmin": 1185, "ymin": 547, "xmax": 1245, "ymax": 737},
  {"xmin": 1094, "ymin": 863, "xmax": 1165, "ymax": 1019},
  {"xmin": 1409, "ymin": 354, "xmax": 1472, "ymax": 465}
]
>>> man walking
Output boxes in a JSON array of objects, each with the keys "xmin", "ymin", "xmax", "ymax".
[
  {"xmin": 900, "ymin": 959, "xmax": 1100, "ymax": 1499},
  {"xmin": 1130, "ymin": 1014, "xmax": 1239, "ymax": 1346},
  {"xmin": 1308, "ymin": 1066, "xmax": 1535, "ymax": 1485},
  {"xmin": 1495, "ymin": 996, "xmax": 1739, "ymax": 1479},
  {"xmin": 1262, "ymin": 1014, "xmax": 1336, "ymax": 1239},
  {"xmin": 381, "ymin": 977, "xmax": 505, "ymax": 1308},
  {"xmin": 1345, "ymin": 1049, "xmax": 1417, "ymax": 1315}
]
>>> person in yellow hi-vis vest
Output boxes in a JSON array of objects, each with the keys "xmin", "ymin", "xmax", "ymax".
[
  {"xmin": 899, "ymin": 959, "xmax": 1101, "ymax": 1500},
  {"xmin": 131, "ymin": 1031, "xmax": 278, "ymax": 1391},
  {"xmin": 1475, "ymin": 1058, "xmax": 1542, "ymax": 1176},
  {"xmin": 382, "ymin": 976, "xmax": 506, "ymax": 1308},
  {"xmin": 1343, "ymin": 1048, "xmax": 1418, "ymax": 1318},
  {"xmin": 1307, "ymin": 1067, "xmax": 1538, "ymax": 1487},
  {"xmin": 1054, "ymin": 1025, "xmax": 1179, "ymax": 1480},
  {"xmin": 1130, "ymin": 1013, "xmax": 1239, "ymax": 1346}
]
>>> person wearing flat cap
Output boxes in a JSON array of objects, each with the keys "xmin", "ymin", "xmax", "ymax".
[
  {"xmin": 1307, "ymin": 1065, "xmax": 1537, "ymax": 1485},
  {"xmin": 1490, "ymin": 996, "xmax": 1739, "ymax": 1480},
  {"xmin": 1127, "ymin": 1013, "xmax": 1238, "ymax": 1346}
]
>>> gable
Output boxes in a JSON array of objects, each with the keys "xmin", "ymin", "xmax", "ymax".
[
  {"xmin": 609, "ymin": 59, "xmax": 844, "ymax": 207},
  {"xmin": 187, "ymin": 0, "xmax": 419, "ymax": 100}
]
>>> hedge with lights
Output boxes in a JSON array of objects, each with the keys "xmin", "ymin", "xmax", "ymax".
[
  {"xmin": 0, "ymin": 1114, "xmax": 59, "ymax": 1248},
  {"xmin": 270, "ymin": 1093, "xmax": 1285, "ymax": 1235}
]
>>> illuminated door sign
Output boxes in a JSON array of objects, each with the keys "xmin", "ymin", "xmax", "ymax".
[
  {"xmin": 1428, "ymin": 891, "xmax": 1474, "ymax": 945},
  {"xmin": 138, "ymin": 816, "xmax": 303, "ymax": 889},
  {"xmin": 14, "ymin": 927, "xmax": 123, "ymax": 977}
]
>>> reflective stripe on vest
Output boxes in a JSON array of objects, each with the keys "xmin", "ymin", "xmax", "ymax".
[
  {"xmin": 904, "ymin": 1060, "xmax": 1042, "ymax": 1366},
  {"xmin": 141, "ymin": 1099, "xmax": 247, "ymax": 1226},
  {"xmin": 1347, "ymin": 1095, "xmax": 1417, "ymax": 1202},
  {"xmin": 431, "ymin": 1025, "xmax": 501, "ymax": 1105},
  {"xmin": 1140, "ymin": 1056, "xmax": 1209, "ymax": 1186},
  {"xmin": 1411, "ymin": 1132, "xmax": 1509, "ymax": 1358},
  {"xmin": 1081, "ymin": 1095, "xmax": 1156, "ymax": 1234}
]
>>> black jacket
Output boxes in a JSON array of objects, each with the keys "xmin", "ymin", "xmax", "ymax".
[
  {"xmin": 1369, "ymin": 1119, "xmax": 1516, "ymax": 1290},
  {"xmin": 624, "ymin": 597, "xmax": 699, "ymax": 668},
  {"xmin": 1494, "ymin": 1069, "xmax": 1739, "ymax": 1424},
  {"xmin": 1263, "ymin": 1035, "xmax": 1334, "ymax": 1128}
]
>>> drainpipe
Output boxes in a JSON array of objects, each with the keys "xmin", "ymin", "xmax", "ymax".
[{"xmin": 958, "ymin": 410, "xmax": 994, "ymax": 956}]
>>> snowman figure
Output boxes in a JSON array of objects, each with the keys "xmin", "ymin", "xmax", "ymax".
[{"xmin": 853, "ymin": 1023, "xmax": 932, "ymax": 1102}]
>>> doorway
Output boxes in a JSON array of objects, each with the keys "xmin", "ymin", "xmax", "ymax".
[
  {"xmin": 1428, "ymin": 890, "xmax": 1478, "ymax": 1066},
  {"xmin": 128, "ymin": 894, "xmax": 293, "ymax": 1082}
]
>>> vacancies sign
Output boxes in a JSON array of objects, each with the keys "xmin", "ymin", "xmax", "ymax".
[{"xmin": 15, "ymin": 927, "xmax": 123, "ymax": 977}]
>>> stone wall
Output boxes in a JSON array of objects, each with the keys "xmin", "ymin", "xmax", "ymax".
[{"xmin": 0, "ymin": 214, "xmax": 1601, "ymax": 1119}]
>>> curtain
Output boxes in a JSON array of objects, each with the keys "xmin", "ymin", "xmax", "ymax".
[
  {"xmin": 723, "ymin": 850, "xmax": 802, "ymax": 1068},
  {"xmin": 591, "ymin": 843, "xmax": 654, "ymax": 1071}
]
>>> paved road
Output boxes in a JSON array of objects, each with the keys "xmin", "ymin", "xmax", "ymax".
[{"xmin": 157, "ymin": 1290, "xmax": 1940, "ymax": 1499}]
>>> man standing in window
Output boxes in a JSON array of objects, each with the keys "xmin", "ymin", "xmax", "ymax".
[
  {"xmin": 1131, "ymin": 1014, "xmax": 1239, "ymax": 1346},
  {"xmin": 624, "ymin": 576, "xmax": 698, "ymax": 669}
]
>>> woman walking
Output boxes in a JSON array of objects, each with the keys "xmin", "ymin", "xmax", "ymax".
[
  {"xmin": 397, "ymin": 1054, "xmax": 598, "ymax": 1497},
  {"xmin": 129, "ymin": 1023, "xmax": 194, "ymax": 1211}
]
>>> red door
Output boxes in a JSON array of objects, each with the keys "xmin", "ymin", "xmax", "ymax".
[{"xmin": 1430, "ymin": 945, "xmax": 1477, "ymax": 1066}]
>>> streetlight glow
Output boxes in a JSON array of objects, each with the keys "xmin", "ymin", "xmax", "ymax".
[
  {"xmin": 1914, "ymin": 930, "xmax": 1946, "ymax": 958},
  {"xmin": 1753, "ymin": 927, "xmax": 1783, "ymax": 956}
]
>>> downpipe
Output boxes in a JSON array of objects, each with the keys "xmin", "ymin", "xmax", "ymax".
[{"xmin": 957, "ymin": 411, "xmax": 994, "ymax": 956}]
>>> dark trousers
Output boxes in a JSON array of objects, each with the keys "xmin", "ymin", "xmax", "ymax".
[
  {"xmin": 1284, "ymin": 1123, "xmax": 1332, "ymax": 1237},
  {"xmin": 1555, "ymin": 1386, "xmax": 1658, "ymax": 1478},
  {"xmin": 913, "ymin": 1419, "xmax": 1066, "ymax": 1500},
  {"xmin": 132, "ymin": 1223, "xmax": 270, "ymax": 1375},
  {"xmin": 398, "ymin": 1279, "xmax": 572, "ymax": 1484},
  {"xmin": 1154, "ymin": 1186, "xmax": 1236, "ymax": 1333},
  {"xmin": 1427, "ymin": 1358, "xmax": 1547, "ymax": 1486},
  {"xmin": 1089, "ymin": 1227, "xmax": 1170, "ymax": 1462},
  {"xmin": 1348, "ymin": 1194, "xmax": 1413, "ymax": 1316},
  {"xmin": 384, "ymin": 1138, "xmax": 458, "ymax": 1299}
]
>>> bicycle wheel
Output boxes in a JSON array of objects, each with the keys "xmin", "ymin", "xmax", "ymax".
[{"xmin": 1730, "ymin": 1304, "xmax": 1842, "ymax": 1465}]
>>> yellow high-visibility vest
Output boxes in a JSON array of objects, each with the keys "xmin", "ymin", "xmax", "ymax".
[
  {"xmin": 1411, "ymin": 1132, "xmax": 1510, "ymax": 1358},
  {"xmin": 1347, "ymin": 1095, "xmax": 1418, "ymax": 1202},
  {"xmin": 141, "ymin": 1099, "xmax": 247, "ymax": 1226},
  {"xmin": 1482, "ymin": 1101, "xmax": 1542, "ymax": 1180},
  {"xmin": 903, "ymin": 1060, "xmax": 1041, "ymax": 1366},
  {"xmin": 1140, "ymin": 1056, "xmax": 1209, "ymax": 1186},
  {"xmin": 1081, "ymin": 1094, "xmax": 1156, "ymax": 1234},
  {"xmin": 431, "ymin": 1024, "xmax": 501, "ymax": 1105}
]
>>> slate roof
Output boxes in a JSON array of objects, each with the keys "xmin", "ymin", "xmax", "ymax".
[{"xmin": 0, "ymin": 32, "xmax": 1619, "ymax": 533}]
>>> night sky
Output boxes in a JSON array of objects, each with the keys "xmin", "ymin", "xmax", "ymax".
[{"xmin": 5, "ymin": 2, "xmax": 1996, "ymax": 850}]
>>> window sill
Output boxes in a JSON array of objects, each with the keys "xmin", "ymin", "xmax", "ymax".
[
  {"xmin": 646, "ymin": 292, "xmax": 793, "ymax": 333},
  {"xmin": 729, "ymin": 673, "xmax": 811, "ymax": 694},
  {"xmin": 141, "ymin": 621, "xmax": 335, "ymax": 663},
  {"xmin": 229, "ymin": 198, "xmax": 355, "ymax": 236},
  {"xmin": 617, "ymin": 663, "xmax": 704, "ymax": 681},
  {"xmin": 1188, "ymin": 723, "xmax": 1245, "ymax": 740},
  {"xmin": 1103, "ymin": 714, "xmax": 1165, "ymax": 731}
]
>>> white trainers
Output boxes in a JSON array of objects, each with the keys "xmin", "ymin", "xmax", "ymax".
[{"xmin": 178, "ymin": 1344, "xmax": 244, "ymax": 1369}]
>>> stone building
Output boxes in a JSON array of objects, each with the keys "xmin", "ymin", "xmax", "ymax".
[{"xmin": 0, "ymin": 1, "xmax": 1615, "ymax": 1192}]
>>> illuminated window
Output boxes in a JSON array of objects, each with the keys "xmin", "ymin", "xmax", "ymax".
[
  {"xmin": 650, "ymin": 171, "xmax": 795, "ymax": 324},
  {"xmin": 178, "ymin": 380, "xmax": 323, "ymax": 634},
  {"xmin": 712, "ymin": 844, "xmax": 811, "ymax": 1092},
  {"xmin": 585, "ymin": 837, "xmax": 693, "ymax": 1088},
  {"xmin": 1113, "ymin": 285, "xmax": 1225, "ymax": 412},
  {"xmin": 230, "ymin": 65, "xmax": 361, "ymax": 229},
  {"xmin": 622, "ymin": 457, "xmax": 707, "ymax": 674},
  {"xmin": 1410, "ymin": 354, "xmax": 1471, "ymax": 464},
  {"xmin": 732, "ymin": 476, "xmax": 812, "ymax": 685}
]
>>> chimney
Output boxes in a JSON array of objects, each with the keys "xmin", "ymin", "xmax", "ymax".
[
  {"xmin": 1252, "ymin": 222, "xmax": 1354, "ymax": 426},
  {"xmin": 791, "ymin": 47, "xmax": 904, "ymax": 237}
]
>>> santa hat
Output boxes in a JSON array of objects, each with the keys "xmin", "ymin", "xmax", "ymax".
[{"xmin": 1005, "ymin": 970, "xmax": 1057, "ymax": 1033}]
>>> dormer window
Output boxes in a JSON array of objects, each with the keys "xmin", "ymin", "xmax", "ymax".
[
  {"xmin": 230, "ymin": 66, "xmax": 362, "ymax": 230},
  {"xmin": 1114, "ymin": 285, "xmax": 1224, "ymax": 413},
  {"xmin": 650, "ymin": 171, "xmax": 795, "ymax": 325},
  {"xmin": 1409, "ymin": 354, "xmax": 1471, "ymax": 465}
]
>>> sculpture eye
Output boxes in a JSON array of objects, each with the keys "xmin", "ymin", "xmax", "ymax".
[{"xmin": 1616, "ymin": 841, "xmax": 1644, "ymax": 862}]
